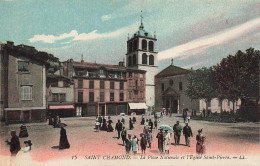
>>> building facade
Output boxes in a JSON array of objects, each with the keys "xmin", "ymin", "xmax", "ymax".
[
  {"xmin": 126, "ymin": 19, "xmax": 158, "ymax": 111},
  {"xmin": 155, "ymin": 62, "xmax": 199, "ymax": 114},
  {"xmin": 0, "ymin": 41, "xmax": 48, "ymax": 123},
  {"xmin": 200, "ymin": 98, "xmax": 241, "ymax": 113},
  {"xmin": 63, "ymin": 60, "xmax": 146, "ymax": 116},
  {"xmin": 46, "ymin": 62, "xmax": 74, "ymax": 117}
]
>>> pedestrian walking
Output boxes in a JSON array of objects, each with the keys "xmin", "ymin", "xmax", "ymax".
[
  {"xmin": 48, "ymin": 114, "xmax": 53, "ymax": 125},
  {"xmin": 6, "ymin": 130, "xmax": 21, "ymax": 156},
  {"xmin": 147, "ymin": 129, "xmax": 153, "ymax": 148},
  {"xmin": 131, "ymin": 135, "xmax": 139, "ymax": 155},
  {"xmin": 173, "ymin": 121, "xmax": 182, "ymax": 145},
  {"xmin": 101, "ymin": 117, "xmax": 107, "ymax": 131},
  {"xmin": 19, "ymin": 122, "xmax": 28, "ymax": 138},
  {"xmin": 148, "ymin": 119, "xmax": 153, "ymax": 132},
  {"xmin": 121, "ymin": 116, "xmax": 125, "ymax": 125},
  {"xmin": 163, "ymin": 130, "xmax": 171, "ymax": 154},
  {"xmin": 141, "ymin": 117, "xmax": 145, "ymax": 125},
  {"xmin": 107, "ymin": 117, "xmax": 114, "ymax": 132},
  {"xmin": 144, "ymin": 119, "xmax": 149, "ymax": 126},
  {"xmin": 129, "ymin": 118, "xmax": 134, "ymax": 130},
  {"xmin": 95, "ymin": 119, "xmax": 100, "ymax": 132},
  {"xmin": 154, "ymin": 119, "xmax": 158, "ymax": 129},
  {"xmin": 156, "ymin": 129, "xmax": 164, "ymax": 153},
  {"xmin": 183, "ymin": 123, "xmax": 193, "ymax": 147},
  {"xmin": 196, "ymin": 129, "xmax": 206, "ymax": 154},
  {"xmin": 115, "ymin": 120, "xmax": 123, "ymax": 139},
  {"xmin": 59, "ymin": 127, "xmax": 70, "ymax": 149},
  {"xmin": 140, "ymin": 134, "xmax": 148, "ymax": 155},
  {"xmin": 121, "ymin": 127, "xmax": 127, "ymax": 146},
  {"xmin": 125, "ymin": 134, "xmax": 132, "ymax": 154}
]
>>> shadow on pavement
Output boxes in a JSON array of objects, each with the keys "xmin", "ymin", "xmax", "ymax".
[
  {"xmin": 220, "ymin": 133, "xmax": 259, "ymax": 143},
  {"xmin": 51, "ymin": 146, "xmax": 59, "ymax": 149},
  {"xmin": 230, "ymin": 126, "xmax": 259, "ymax": 131}
]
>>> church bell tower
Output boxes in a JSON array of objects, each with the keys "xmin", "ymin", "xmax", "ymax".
[{"xmin": 126, "ymin": 12, "xmax": 158, "ymax": 110}]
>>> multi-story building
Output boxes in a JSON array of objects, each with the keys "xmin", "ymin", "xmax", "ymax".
[
  {"xmin": 63, "ymin": 60, "xmax": 146, "ymax": 116},
  {"xmin": 46, "ymin": 62, "xmax": 74, "ymax": 117},
  {"xmin": 155, "ymin": 61, "xmax": 199, "ymax": 114},
  {"xmin": 0, "ymin": 41, "xmax": 49, "ymax": 123},
  {"xmin": 126, "ymin": 17, "xmax": 158, "ymax": 111}
]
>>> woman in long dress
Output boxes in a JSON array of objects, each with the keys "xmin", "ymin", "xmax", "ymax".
[
  {"xmin": 19, "ymin": 123, "xmax": 28, "ymax": 138},
  {"xmin": 129, "ymin": 118, "xmax": 134, "ymax": 130},
  {"xmin": 59, "ymin": 127, "xmax": 70, "ymax": 149},
  {"xmin": 163, "ymin": 130, "xmax": 171, "ymax": 154},
  {"xmin": 131, "ymin": 135, "xmax": 139, "ymax": 154},
  {"xmin": 196, "ymin": 129, "xmax": 206, "ymax": 154},
  {"xmin": 17, "ymin": 140, "xmax": 33, "ymax": 166}
]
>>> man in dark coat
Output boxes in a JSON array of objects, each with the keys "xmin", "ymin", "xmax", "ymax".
[
  {"xmin": 107, "ymin": 117, "xmax": 114, "ymax": 132},
  {"xmin": 6, "ymin": 130, "xmax": 21, "ymax": 156},
  {"xmin": 125, "ymin": 134, "xmax": 132, "ymax": 154},
  {"xmin": 59, "ymin": 127, "xmax": 70, "ymax": 149},
  {"xmin": 173, "ymin": 121, "xmax": 182, "ymax": 145},
  {"xmin": 156, "ymin": 129, "xmax": 164, "ymax": 153},
  {"xmin": 129, "ymin": 118, "xmax": 134, "ymax": 130},
  {"xmin": 183, "ymin": 123, "xmax": 193, "ymax": 147},
  {"xmin": 115, "ymin": 120, "xmax": 123, "ymax": 139},
  {"xmin": 140, "ymin": 134, "xmax": 148, "ymax": 154},
  {"xmin": 121, "ymin": 127, "xmax": 127, "ymax": 145},
  {"xmin": 101, "ymin": 117, "xmax": 107, "ymax": 131}
]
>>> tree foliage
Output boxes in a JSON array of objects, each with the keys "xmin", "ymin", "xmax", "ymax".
[
  {"xmin": 214, "ymin": 48, "xmax": 259, "ymax": 105},
  {"xmin": 185, "ymin": 67, "xmax": 217, "ymax": 110}
]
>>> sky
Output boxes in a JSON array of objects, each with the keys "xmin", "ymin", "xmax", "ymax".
[{"xmin": 1, "ymin": 0, "xmax": 260, "ymax": 71}]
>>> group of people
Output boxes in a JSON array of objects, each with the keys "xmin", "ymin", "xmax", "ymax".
[{"xmin": 48, "ymin": 114, "xmax": 61, "ymax": 128}]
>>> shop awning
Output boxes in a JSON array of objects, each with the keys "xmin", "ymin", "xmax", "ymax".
[
  {"xmin": 49, "ymin": 105, "xmax": 74, "ymax": 110},
  {"xmin": 128, "ymin": 103, "xmax": 147, "ymax": 110}
]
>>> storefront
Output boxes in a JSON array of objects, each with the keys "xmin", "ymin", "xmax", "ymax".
[
  {"xmin": 48, "ymin": 105, "xmax": 74, "ymax": 117},
  {"xmin": 128, "ymin": 103, "xmax": 147, "ymax": 115}
]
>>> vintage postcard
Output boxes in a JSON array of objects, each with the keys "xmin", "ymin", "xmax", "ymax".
[{"xmin": 0, "ymin": 0, "xmax": 259, "ymax": 166}]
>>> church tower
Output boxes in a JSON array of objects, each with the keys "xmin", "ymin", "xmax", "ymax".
[{"xmin": 126, "ymin": 12, "xmax": 158, "ymax": 110}]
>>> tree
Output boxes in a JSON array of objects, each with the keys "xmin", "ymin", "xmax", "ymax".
[
  {"xmin": 185, "ymin": 67, "xmax": 217, "ymax": 111},
  {"xmin": 214, "ymin": 48, "xmax": 260, "ymax": 107}
]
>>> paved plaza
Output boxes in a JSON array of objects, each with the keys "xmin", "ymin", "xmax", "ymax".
[{"xmin": 0, "ymin": 114, "xmax": 259, "ymax": 165}]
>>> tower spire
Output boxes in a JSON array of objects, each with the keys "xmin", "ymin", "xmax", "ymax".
[{"xmin": 139, "ymin": 10, "xmax": 144, "ymax": 30}]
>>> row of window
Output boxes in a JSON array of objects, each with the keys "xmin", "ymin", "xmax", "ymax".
[
  {"xmin": 161, "ymin": 82, "xmax": 183, "ymax": 92},
  {"xmin": 78, "ymin": 80, "xmax": 124, "ymax": 90},
  {"xmin": 78, "ymin": 92, "xmax": 124, "ymax": 102},
  {"xmin": 128, "ymin": 40, "xmax": 154, "ymax": 53},
  {"xmin": 128, "ymin": 91, "xmax": 144, "ymax": 99},
  {"xmin": 76, "ymin": 69, "xmax": 126, "ymax": 79},
  {"xmin": 128, "ymin": 79, "xmax": 144, "ymax": 87},
  {"xmin": 128, "ymin": 54, "xmax": 154, "ymax": 67}
]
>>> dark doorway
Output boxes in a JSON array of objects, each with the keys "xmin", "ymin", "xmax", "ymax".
[
  {"xmin": 23, "ymin": 111, "xmax": 30, "ymax": 123},
  {"xmin": 172, "ymin": 100, "xmax": 178, "ymax": 113},
  {"xmin": 166, "ymin": 99, "xmax": 170, "ymax": 109},
  {"xmin": 101, "ymin": 106, "xmax": 105, "ymax": 116}
]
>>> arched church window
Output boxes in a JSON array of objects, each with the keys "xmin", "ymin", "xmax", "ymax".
[
  {"xmin": 149, "ymin": 55, "xmax": 154, "ymax": 65},
  {"xmin": 133, "ymin": 54, "xmax": 137, "ymax": 65},
  {"xmin": 128, "ymin": 56, "xmax": 132, "ymax": 67},
  {"xmin": 142, "ymin": 39, "xmax": 147, "ymax": 50},
  {"xmin": 142, "ymin": 53, "xmax": 147, "ymax": 65},
  {"xmin": 149, "ymin": 41, "xmax": 154, "ymax": 51},
  {"xmin": 129, "ymin": 42, "xmax": 133, "ymax": 53},
  {"xmin": 133, "ymin": 40, "xmax": 137, "ymax": 51}
]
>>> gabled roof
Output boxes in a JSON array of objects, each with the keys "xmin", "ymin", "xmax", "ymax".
[
  {"xmin": 73, "ymin": 61, "xmax": 126, "ymax": 71},
  {"xmin": 155, "ymin": 65, "xmax": 191, "ymax": 78},
  {"xmin": 162, "ymin": 86, "xmax": 180, "ymax": 97}
]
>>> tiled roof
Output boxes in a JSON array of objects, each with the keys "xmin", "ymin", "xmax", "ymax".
[{"xmin": 155, "ymin": 65, "xmax": 191, "ymax": 78}]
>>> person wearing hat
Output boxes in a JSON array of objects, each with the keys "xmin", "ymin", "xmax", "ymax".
[
  {"xmin": 173, "ymin": 121, "xmax": 182, "ymax": 145},
  {"xmin": 163, "ymin": 130, "xmax": 171, "ymax": 154},
  {"xmin": 17, "ymin": 140, "xmax": 33, "ymax": 165},
  {"xmin": 147, "ymin": 129, "xmax": 153, "ymax": 148},
  {"xmin": 121, "ymin": 126, "xmax": 127, "ymax": 146},
  {"xmin": 148, "ymin": 119, "xmax": 153, "ymax": 132},
  {"xmin": 107, "ymin": 117, "xmax": 114, "ymax": 132},
  {"xmin": 183, "ymin": 122, "xmax": 193, "ymax": 147},
  {"xmin": 6, "ymin": 130, "xmax": 21, "ymax": 156},
  {"xmin": 125, "ymin": 134, "xmax": 132, "ymax": 154},
  {"xmin": 140, "ymin": 134, "xmax": 148, "ymax": 154},
  {"xmin": 156, "ymin": 129, "xmax": 164, "ymax": 153},
  {"xmin": 196, "ymin": 129, "xmax": 206, "ymax": 154}
]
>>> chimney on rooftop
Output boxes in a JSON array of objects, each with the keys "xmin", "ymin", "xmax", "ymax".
[
  {"xmin": 6, "ymin": 41, "xmax": 14, "ymax": 48},
  {"xmin": 81, "ymin": 54, "xmax": 84, "ymax": 63}
]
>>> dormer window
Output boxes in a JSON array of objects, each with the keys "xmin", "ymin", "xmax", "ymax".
[{"xmin": 144, "ymin": 32, "xmax": 148, "ymax": 36}]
